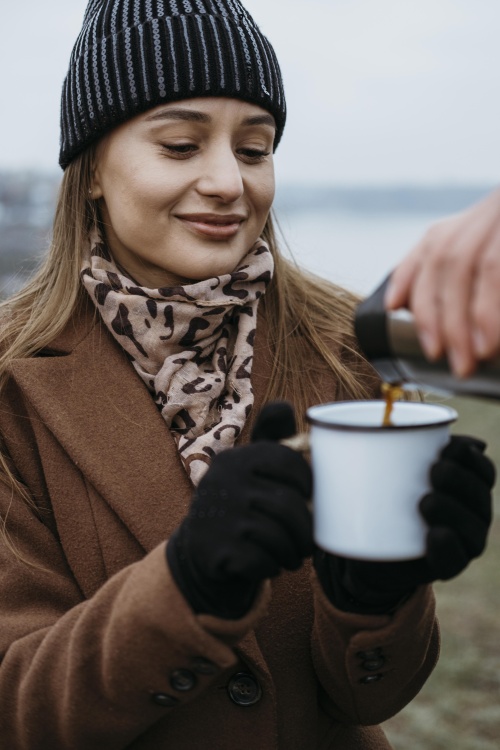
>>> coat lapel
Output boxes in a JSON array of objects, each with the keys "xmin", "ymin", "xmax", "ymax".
[
  {"xmin": 9, "ymin": 315, "xmax": 192, "ymax": 554},
  {"xmin": 8, "ymin": 306, "xmax": 273, "ymax": 556}
]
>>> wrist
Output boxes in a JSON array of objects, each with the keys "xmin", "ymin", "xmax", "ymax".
[{"xmin": 314, "ymin": 550, "xmax": 414, "ymax": 615}]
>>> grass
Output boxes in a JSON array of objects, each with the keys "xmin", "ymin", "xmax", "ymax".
[{"xmin": 382, "ymin": 395, "xmax": 500, "ymax": 749}]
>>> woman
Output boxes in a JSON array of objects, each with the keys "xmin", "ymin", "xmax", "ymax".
[{"xmin": 0, "ymin": 2, "xmax": 494, "ymax": 748}]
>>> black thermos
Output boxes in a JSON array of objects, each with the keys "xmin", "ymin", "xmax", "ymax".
[{"xmin": 354, "ymin": 276, "xmax": 500, "ymax": 398}]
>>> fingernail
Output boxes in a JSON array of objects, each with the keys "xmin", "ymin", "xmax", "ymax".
[
  {"xmin": 419, "ymin": 331, "xmax": 439, "ymax": 359},
  {"xmin": 449, "ymin": 350, "xmax": 468, "ymax": 377},
  {"xmin": 472, "ymin": 329, "xmax": 488, "ymax": 358}
]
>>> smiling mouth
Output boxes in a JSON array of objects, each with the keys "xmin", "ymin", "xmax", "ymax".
[{"xmin": 176, "ymin": 214, "xmax": 245, "ymax": 239}]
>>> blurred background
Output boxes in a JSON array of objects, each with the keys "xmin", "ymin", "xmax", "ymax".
[{"xmin": 1, "ymin": 1, "xmax": 499, "ymax": 746}]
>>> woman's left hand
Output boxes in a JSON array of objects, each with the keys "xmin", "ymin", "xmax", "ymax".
[{"xmin": 315, "ymin": 435, "xmax": 496, "ymax": 614}]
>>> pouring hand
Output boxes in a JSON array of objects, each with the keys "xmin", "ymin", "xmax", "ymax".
[{"xmin": 384, "ymin": 188, "xmax": 500, "ymax": 377}]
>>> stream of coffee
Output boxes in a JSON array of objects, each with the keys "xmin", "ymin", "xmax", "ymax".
[{"xmin": 381, "ymin": 382, "xmax": 404, "ymax": 426}]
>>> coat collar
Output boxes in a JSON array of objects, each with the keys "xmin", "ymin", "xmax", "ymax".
[{"xmin": 8, "ymin": 301, "xmax": 273, "ymax": 554}]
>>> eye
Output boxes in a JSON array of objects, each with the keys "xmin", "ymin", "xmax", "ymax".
[
  {"xmin": 237, "ymin": 147, "xmax": 271, "ymax": 163},
  {"xmin": 160, "ymin": 143, "xmax": 198, "ymax": 159}
]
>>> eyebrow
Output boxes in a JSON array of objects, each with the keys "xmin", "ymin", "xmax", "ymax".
[
  {"xmin": 145, "ymin": 108, "xmax": 276, "ymax": 129},
  {"xmin": 242, "ymin": 114, "xmax": 276, "ymax": 128},
  {"xmin": 146, "ymin": 108, "xmax": 211, "ymax": 123}
]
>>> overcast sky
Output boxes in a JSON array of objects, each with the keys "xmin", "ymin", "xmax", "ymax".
[{"xmin": 0, "ymin": 0, "xmax": 498, "ymax": 184}]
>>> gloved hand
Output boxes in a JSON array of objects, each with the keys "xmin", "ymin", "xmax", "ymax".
[
  {"xmin": 315, "ymin": 435, "xmax": 496, "ymax": 614},
  {"xmin": 166, "ymin": 402, "xmax": 314, "ymax": 619}
]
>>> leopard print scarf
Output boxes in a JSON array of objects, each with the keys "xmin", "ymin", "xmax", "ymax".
[{"xmin": 81, "ymin": 229, "xmax": 274, "ymax": 485}]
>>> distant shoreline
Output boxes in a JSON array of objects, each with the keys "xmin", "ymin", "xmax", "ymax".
[
  {"xmin": 274, "ymin": 184, "xmax": 497, "ymax": 216},
  {"xmin": 0, "ymin": 170, "xmax": 495, "ymax": 218}
]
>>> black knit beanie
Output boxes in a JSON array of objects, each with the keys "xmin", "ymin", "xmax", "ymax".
[{"xmin": 59, "ymin": 0, "xmax": 286, "ymax": 169}]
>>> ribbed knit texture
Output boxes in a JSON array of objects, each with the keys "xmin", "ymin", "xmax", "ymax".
[{"xmin": 59, "ymin": 0, "xmax": 286, "ymax": 168}]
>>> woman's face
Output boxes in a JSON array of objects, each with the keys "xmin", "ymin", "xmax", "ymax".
[{"xmin": 91, "ymin": 98, "xmax": 276, "ymax": 287}]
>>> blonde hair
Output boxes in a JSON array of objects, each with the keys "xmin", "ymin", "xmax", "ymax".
[
  {"xmin": 0, "ymin": 148, "xmax": 373, "ymax": 557},
  {"xmin": 261, "ymin": 219, "xmax": 373, "ymax": 423}
]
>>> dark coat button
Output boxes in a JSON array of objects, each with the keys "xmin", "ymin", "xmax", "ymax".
[
  {"xmin": 170, "ymin": 669, "xmax": 197, "ymax": 692},
  {"xmin": 228, "ymin": 673, "xmax": 262, "ymax": 706},
  {"xmin": 151, "ymin": 693, "xmax": 179, "ymax": 707},
  {"xmin": 360, "ymin": 674, "xmax": 384, "ymax": 684},
  {"xmin": 362, "ymin": 658, "xmax": 385, "ymax": 671},
  {"xmin": 357, "ymin": 649, "xmax": 383, "ymax": 660},
  {"xmin": 192, "ymin": 658, "xmax": 218, "ymax": 676}
]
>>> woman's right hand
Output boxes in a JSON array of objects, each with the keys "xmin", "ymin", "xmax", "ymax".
[{"xmin": 166, "ymin": 403, "xmax": 314, "ymax": 619}]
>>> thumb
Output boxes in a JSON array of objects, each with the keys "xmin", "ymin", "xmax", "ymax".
[{"xmin": 251, "ymin": 401, "xmax": 297, "ymax": 442}]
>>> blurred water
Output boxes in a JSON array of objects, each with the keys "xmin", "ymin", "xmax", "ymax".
[{"xmin": 275, "ymin": 207, "xmax": 444, "ymax": 297}]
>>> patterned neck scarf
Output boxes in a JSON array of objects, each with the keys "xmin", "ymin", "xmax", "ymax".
[{"xmin": 81, "ymin": 230, "xmax": 274, "ymax": 485}]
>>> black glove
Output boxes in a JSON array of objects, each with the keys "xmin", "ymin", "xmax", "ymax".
[
  {"xmin": 167, "ymin": 402, "xmax": 314, "ymax": 619},
  {"xmin": 315, "ymin": 435, "xmax": 496, "ymax": 614}
]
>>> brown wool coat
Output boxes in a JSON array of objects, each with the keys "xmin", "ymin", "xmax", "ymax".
[{"xmin": 0, "ymin": 301, "xmax": 439, "ymax": 750}]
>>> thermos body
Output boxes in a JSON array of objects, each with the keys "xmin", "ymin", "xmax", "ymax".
[{"xmin": 355, "ymin": 277, "xmax": 500, "ymax": 399}]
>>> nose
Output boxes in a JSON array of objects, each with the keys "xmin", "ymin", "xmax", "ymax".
[{"xmin": 196, "ymin": 144, "xmax": 244, "ymax": 203}]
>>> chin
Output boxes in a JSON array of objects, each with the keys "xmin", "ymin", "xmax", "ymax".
[{"xmin": 190, "ymin": 258, "xmax": 247, "ymax": 282}]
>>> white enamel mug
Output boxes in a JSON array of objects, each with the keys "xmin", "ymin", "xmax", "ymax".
[{"xmin": 305, "ymin": 401, "xmax": 458, "ymax": 561}]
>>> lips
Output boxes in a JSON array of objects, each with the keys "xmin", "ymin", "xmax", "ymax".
[{"xmin": 176, "ymin": 213, "xmax": 246, "ymax": 239}]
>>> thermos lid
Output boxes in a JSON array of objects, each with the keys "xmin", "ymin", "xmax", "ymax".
[
  {"xmin": 354, "ymin": 276, "xmax": 392, "ymax": 359},
  {"xmin": 354, "ymin": 275, "xmax": 406, "ymax": 383}
]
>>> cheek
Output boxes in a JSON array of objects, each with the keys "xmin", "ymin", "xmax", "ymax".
[
  {"xmin": 99, "ymin": 185, "xmax": 157, "ymax": 255},
  {"xmin": 250, "ymin": 171, "xmax": 275, "ymax": 222},
  {"xmin": 102, "ymin": 174, "xmax": 165, "ymax": 228}
]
